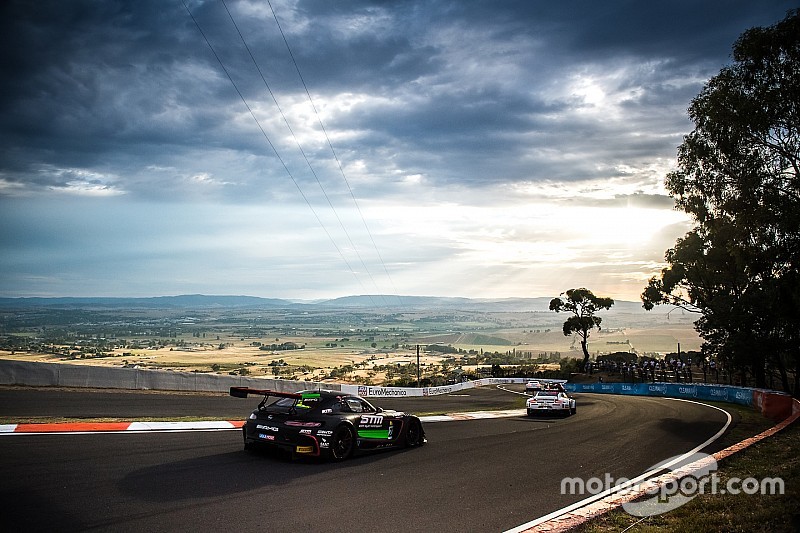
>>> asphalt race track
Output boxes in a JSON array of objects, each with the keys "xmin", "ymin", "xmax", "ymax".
[{"xmin": 0, "ymin": 386, "xmax": 733, "ymax": 532}]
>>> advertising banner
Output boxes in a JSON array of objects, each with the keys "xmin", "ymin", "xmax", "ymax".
[{"xmin": 565, "ymin": 381, "xmax": 753, "ymax": 406}]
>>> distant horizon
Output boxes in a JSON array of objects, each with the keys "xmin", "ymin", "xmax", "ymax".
[{"xmin": 0, "ymin": 292, "xmax": 648, "ymax": 305}]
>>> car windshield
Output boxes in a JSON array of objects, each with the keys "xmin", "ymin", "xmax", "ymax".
[
  {"xmin": 536, "ymin": 391, "xmax": 558, "ymax": 397},
  {"xmin": 341, "ymin": 397, "xmax": 377, "ymax": 413}
]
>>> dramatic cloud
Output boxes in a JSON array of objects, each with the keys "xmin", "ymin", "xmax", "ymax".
[{"xmin": 0, "ymin": 0, "xmax": 794, "ymax": 299}]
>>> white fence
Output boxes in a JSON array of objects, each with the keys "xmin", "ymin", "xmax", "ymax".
[{"xmin": 342, "ymin": 377, "xmax": 565, "ymax": 397}]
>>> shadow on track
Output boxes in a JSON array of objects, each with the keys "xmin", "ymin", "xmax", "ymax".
[
  {"xmin": 655, "ymin": 416, "xmax": 734, "ymax": 450},
  {"xmin": 118, "ymin": 445, "xmax": 420, "ymax": 502}
]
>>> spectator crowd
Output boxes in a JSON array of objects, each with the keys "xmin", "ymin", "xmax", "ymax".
[{"xmin": 585, "ymin": 354, "xmax": 725, "ymax": 384}]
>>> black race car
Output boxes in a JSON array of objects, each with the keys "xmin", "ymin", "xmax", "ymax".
[{"xmin": 230, "ymin": 387, "xmax": 426, "ymax": 461}]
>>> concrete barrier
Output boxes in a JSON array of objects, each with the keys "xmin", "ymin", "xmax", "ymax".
[
  {"xmin": 1, "ymin": 359, "xmax": 792, "ymax": 418},
  {"xmin": 0, "ymin": 359, "xmax": 338, "ymax": 394},
  {"xmin": 565, "ymin": 382, "xmax": 755, "ymax": 407},
  {"xmin": 0, "ymin": 361, "xmax": 565, "ymax": 397},
  {"xmin": 752, "ymin": 389, "xmax": 794, "ymax": 421},
  {"xmin": 0, "ymin": 360, "xmax": 61, "ymax": 387},
  {"xmin": 566, "ymin": 381, "xmax": 797, "ymax": 421}
]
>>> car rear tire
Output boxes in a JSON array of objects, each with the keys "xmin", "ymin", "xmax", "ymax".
[
  {"xmin": 329, "ymin": 425, "xmax": 354, "ymax": 461},
  {"xmin": 243, "ymin": 427, "xmax": 254, "ymax": 451}
]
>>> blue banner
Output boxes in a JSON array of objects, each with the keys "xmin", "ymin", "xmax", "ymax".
[{"xmin": 564, "ymin": 382, "xmax": 752, "ymax": 406}]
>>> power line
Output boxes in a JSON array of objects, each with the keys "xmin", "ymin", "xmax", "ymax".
[
  {"xmin": 266, "ymin": 0, "xmax": 405, "ymax": 308},
  {"xmin": 181, "ymin": 0, "xmax": 367, "ymax": 294},
  {"xmin": 219, "ymin": 0, "xmax": 383, "ymax": 307}
]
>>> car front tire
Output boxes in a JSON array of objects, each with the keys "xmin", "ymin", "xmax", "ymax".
[{"xmin": 405, "ymin": 419, "xmax": 424, "ymax": 447}]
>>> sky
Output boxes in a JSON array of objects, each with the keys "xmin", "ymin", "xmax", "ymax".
[{"xmin": 0, "ymin": 1, "xmax": 795, "ymax": 302}]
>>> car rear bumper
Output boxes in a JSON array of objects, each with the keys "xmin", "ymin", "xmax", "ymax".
[
  {"xmin": 244, "ymin": 424, "xmax": 323, "ymax": 456},
  {"xmin": 526, "ymin": 406, "xmax": 571, "ymax": 416}
]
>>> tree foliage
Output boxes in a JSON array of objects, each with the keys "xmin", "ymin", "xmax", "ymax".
[
  {"xmin": 550, "ymin": 288, "xmax": 614, "ymax": 369},
  {"xmin": 642, "ymin": 10, "xmax": 800, "ymax": 392}
]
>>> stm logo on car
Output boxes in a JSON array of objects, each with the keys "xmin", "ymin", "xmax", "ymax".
[{"xmin": 359, "ymin": 414, "xmax": 384, "ymax": 426}]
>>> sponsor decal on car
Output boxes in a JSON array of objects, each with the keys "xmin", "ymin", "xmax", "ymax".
[
  {"xmin": 295, "ymin": 445, "xmax": 314, "ymax": 454},
  {"xmin": 316, "ymin": 430, "xmax": 333, "ymax": 436},
  {"xmin": 358, "ymin": 429, "xmax": 390, "ymax": 439},
  {"xmin": 256, "ymin": 425, "xmax": 279, "ymax": 432},
  {"xmin": 359, "ymin": 414, "xmax": 384, "ymax": 427}
]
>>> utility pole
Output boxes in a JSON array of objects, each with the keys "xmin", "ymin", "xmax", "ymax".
[{"xmin": 416, "ymin": 344, "xmax": 420, "ymax": 387}]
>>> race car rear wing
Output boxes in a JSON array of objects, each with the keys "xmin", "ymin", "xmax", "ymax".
[
  {"xmin": 229, "ymin": 387, "xmax": 303, "ymax": 399},
  {"xmin": 230, "ymin": 387, "xmax": 321, "ymax": 412}
]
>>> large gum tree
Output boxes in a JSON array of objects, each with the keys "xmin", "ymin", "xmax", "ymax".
[
  {"xmin": 550, "ymin": 288, "xmax": 614, "ymax": 370},
  {"xmin": 642, "ymin": 10, "xmax": 800, "ymax": 392}
]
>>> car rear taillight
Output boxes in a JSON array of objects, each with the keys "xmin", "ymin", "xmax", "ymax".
[{"xmin": 285, "ymin": 420, "xmax": 322, "ymax": 428}]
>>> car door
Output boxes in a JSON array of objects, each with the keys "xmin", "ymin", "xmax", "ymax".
[{"xmin": 352, "ymin": 399, "xmax": 398, "ymax": 445}]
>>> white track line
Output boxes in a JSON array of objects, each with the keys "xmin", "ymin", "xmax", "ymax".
[{"xmin": 504, "ymin": 398, "xmax": 732, "ymax": 533}]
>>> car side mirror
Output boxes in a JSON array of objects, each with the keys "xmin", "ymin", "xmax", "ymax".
[{"xmin": 376, "ymin": 407, "xmax": 383, "ymax": 413}]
